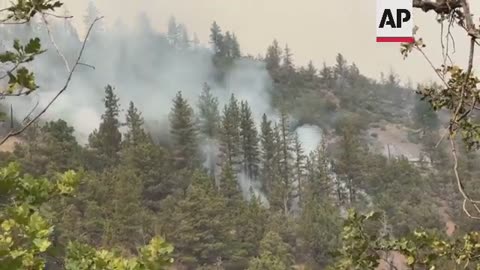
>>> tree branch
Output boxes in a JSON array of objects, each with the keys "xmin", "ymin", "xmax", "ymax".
[
  {"xmin": 413, "ymin": 0, "xmax": 462, "ymax": 14},
  {"xmin": 0, "ymin": 17, "xmax": 104, "ymax": 146}
]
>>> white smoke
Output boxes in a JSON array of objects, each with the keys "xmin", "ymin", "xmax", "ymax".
[
  {"xmin": 1, "ymin": 16, "xmax": 274, "ymax": 144},
  {"xmin": 295, "ymin": 124, "xmax": 323, "ymax": 154},
  {"xmin": 237, "ymin": 172, "xmax": 269, "ymax": 207}
]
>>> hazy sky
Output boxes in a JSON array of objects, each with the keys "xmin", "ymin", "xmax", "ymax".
[{"xmin": 52, "ymin": 0, "xmax": 480, "ymax": 84}]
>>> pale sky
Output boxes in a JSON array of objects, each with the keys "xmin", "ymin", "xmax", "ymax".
[{"xmin": 47, "ymin": 0, "xmax": 480, "ymax": 84}]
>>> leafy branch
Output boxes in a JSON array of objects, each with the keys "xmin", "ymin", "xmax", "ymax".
[
  {"xmin": 404, "ymin": 0, "xmax": 480, "ymax": 220},
  {"xmin": 0, "ymin": 16, "xmax": 104, "ymax": 146}
]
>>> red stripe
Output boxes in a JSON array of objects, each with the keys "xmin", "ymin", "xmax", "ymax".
[{"xmin": 376, "ymin": 37, "xmax": 414, "ymax": 43}]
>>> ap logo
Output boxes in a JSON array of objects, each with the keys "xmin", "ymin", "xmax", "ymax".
[{"xmin": 376, "ymin": 0, "xmax": 414, "ymax": 43}]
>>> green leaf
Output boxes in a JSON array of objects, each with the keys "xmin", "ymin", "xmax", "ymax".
[
  {"xmin": 0, "ymin": 51, "xmax": 17, "ymax": 63},
  {"xmin": 13, "ymin": 39, "xmax": 20, "ymax": 52},
  {"xmin": 24, "ymin": 38, "xmax": 41, "ymax": 54},
  {"xmin": 15, "ymin": 67, "xmax": 37, "ymax": 90},
  {"xmin": 33, "ymin": 239, "xmax": 51, "ymax": 252}
]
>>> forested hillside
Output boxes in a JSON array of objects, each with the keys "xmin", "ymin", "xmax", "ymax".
[{"xmin": 3, "ymin": 1, "xmax": 480, "ymax": 270}]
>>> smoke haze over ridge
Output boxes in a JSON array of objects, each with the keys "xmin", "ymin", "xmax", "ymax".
[{"xmin": 1, "ymin": 14, "xmax": 278, "ymax": 144}]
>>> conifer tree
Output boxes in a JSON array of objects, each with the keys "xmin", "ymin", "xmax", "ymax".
[
  {"xmin": 13, "ymin": 120, "xmax": 81, "ymax": 177},
  {"xmin": 219, "ymin": 161, "xmax": 242, "ymax": 201},
  {"xmin": 236, "ymin": 196, "xmax": 268, "ymax": 258},
  {"xmin": 224, "ymin": 31, "xmax": 233, "ymax": 58},
  {"xmin": 248, "ymin": 231, "xmax": 294, "ymax": 270},
  {"xmin": 219, "ymin": 94, "xmax": 242, "ymax": 171},
  {"xmin": 292, "ymin": 132, "xmax": 306, "ymax": 204},
  {"xmin": 276, "ymin": 111, "xmax": 295, "ymax": 215},
  {"xmin": 334, "ymin": 53, "xmax": 347, "ymax": 80},
  {"xmin": 265, "ymin": 40, "xmax": 282, "ymax": 72},
  {"xmin": 320, "ymin": 62, "xmax": 333, "ymax": 87},
  {"xmin": 240, "ymin": 101, "xmax": 260, "ymax": 179},
  {"xmin": 268, "ymin": 111, "xmax": 296, "ymax": 216},
  {"xmin": 335, "ymin": 118, "xmax": 364, "ymax": 205},
  {"xmin": 197, "ymin": 82, "xmax": 220, "ymax": 138},
  {"xmin": 210, "ymin": 21, "xmax": 224, "ymax": 56},
  {"xmin": 282, "ymin": 44, "xmax": 294, "ymax": 72},
  {"xmin": 260, "ymin": 114, "xmax": 276, "ymax": 194},
  {"xmin": 198, "ymin": 83, "xmax": 221, "ymax": 178},
  {"xmin": 124, "ymin": 101, "xmax": 149, "ymax": 146},
  {"xmin": 88, "ymin": 85, "xmax": 122, "ymax": 168},
  {"xmin": 412, "ymin": 98, "xmax": 440, "ymax": 133},
  {"xmin": 232, "ymin": 33, "xmax": 241, "ymax": 58},
  {"xmin": 298, "ymin": 195, "xmax": 341, "ymax": 268},
  {"xmin": 305, "ymin": 140, "xmax": 332, "ymax": 200},
  {"xmin": 102, "ymin": 168, "xmax": 146, "ymax": 252},
  {"xmin": 306, "ymin": 60, "xmax": 317, "ymax": 81},
  {"xmin": 178, "ymin": 24, "xmax": 190, "ymax": 50},
  {"xmin": 167, "ymin": 172, "xmax": 231, "ymax": 268},
  {"xmin": 169, "ymin": 91, "xmax": 199, "ymax": 169},
  {"xmin": 167, "ymin": 16, "xmax": 179, "ymax": 47}
]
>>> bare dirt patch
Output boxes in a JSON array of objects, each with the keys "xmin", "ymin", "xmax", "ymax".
[
  {"xmin": 0, "ymin": 136, "xmax": 22, "ymax": 153},
  {"xmin": 368, "ymin": 123, "xmax": 421, "ymax": 160}
]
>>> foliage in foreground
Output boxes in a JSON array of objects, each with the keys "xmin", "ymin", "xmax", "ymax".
[
  {"xmin": 0, "ymin": 162, "xmax": 173, "ymax": 270},
  {"xmin": 332, "ymin": 209, "xmax": 480, "ymax": 270}
]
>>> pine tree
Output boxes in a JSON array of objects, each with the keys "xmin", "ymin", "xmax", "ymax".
[
  {"xmin": 13, "ymin": 120, "xmax": 81, "ymax": 177},
  {"xmin": 88, "ymin": 85, "xmax": 122, "ymax": 168},
  {"xmin": 306, "ymin": 60, "xmax": 317, "ymax": 81},
  {"xmin": 270, "ymin": 110, "xmax": 295, "ymax": 215},
  {"xmin": 210, "ymin": 21, "xmax": 224, "ymax": 56},
  {"xmin": 278, "ymin": 111, "xmax": 295, "ymax": 215},
  {"xmin": 292, "ymin": 132, "xmax": 306, "ymax": 204},
  {"xmin": 265, "ymin": 40, "xmax": 282, "ymax": 72},
  {"xmin": 219, "ymin": 161, "xmax": 242, "ymax": 201},
  {"xmin": 334, "ymin": 53, "xmax": 347, "ymax": 80},
  {"xmin": 236, "ymin": 196, "xmax": 268, "ymax": 257},
  {"xmin": 198, "ymin": 83, "xmax": 221, "ymax": 179},
  {"xmin": 219, "ymin": 94, "xmax": 242, "ymax": 171},
  {"xmin": 178, "ymin": 23, "xmax": 190, "ymax": 50},
  {"xmin": 282, "ymin": 44, "xmax": 294, "ymax": 72},
  {"xmin": 240, "ymin": 101, "xmax": 260, "ymax": 179},
  {"xmin": 169, "ymin": 91, "xmax": 199, "ymax": 169},
  {"xmin": 124, "ymin": 101, "xmax": 149, "ymax": 146},
  {"xmin": 320, "ymin": 62, "xmax": 333, "ymax": 87},
  {"xmin": 248, "ymin": 231, "xmax": 294, "ymax": 270},
  {"xmin": 305, "ymin": 140, "xmax": 332, "ymax": 200},
  {"xmin": 102, "ymin": 167, "xmax": 147, "ymax": 252},
  {"xmin": 197, "ymin": 82, "xmax": 220, "ymax": 138},
  {"xmin": 224, "ymin": 31, "xmax": 233, "ymax": 58},
  {"xmin": 166, "ymin": 172, "xmax": 231, "ymax": 268},
  {"xmin": 232, "ymin": 33, "xmax": 241, "ymax": 58},
  {"xmin": 167, "ymin": 16, "xmax": 179, "ymax": 47},
  {"xmin": 412, "ymin": 99, "xmax": 440, "ymax": 132},
  {"xmin": 260, "ymin": 114, "xmax": 276, "ymax": 194},
  {"xmin": 298, "ymin": 196, "xmax": 341, "ymax": 268},
  {"xmin": 335, "ymin": 118, "xmax": 364, "ymax": 205}
]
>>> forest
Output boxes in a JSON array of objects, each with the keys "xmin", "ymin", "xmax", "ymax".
[{"xmin": 2, "ymin": 1, "xmax": 480, "ymax": 270}]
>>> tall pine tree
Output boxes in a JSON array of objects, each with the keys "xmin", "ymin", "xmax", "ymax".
[
  {"xmin": 219, "ymin": 94, "xmax": 242, "ymax": 171},
  {"xmin": 240, "ymin": 101, "xmax": 260, "ymax": 179},
  {"xmin": 88, "ymin": 85, "xmax": 122, "ymax": 169},
  {"xmin": 169, "ymin": 91, "xmax": 199, "ymax": 169},
  {"xmin": 265, "ymin": 40, "xmax": 282, "ymax": 72},
  {"xmin": 124, "ymin": 101, "xmax": 149, "ymax": 146},
  {"xmin": 260, "ymin": 114, "xmax": 277, "ymax": 195},
  {"xmin": 210, "ymin": 21, "xmax": 224, "ymax": 57},
  {"xmin": 197, "ymin": 83, "xmax": 220, "ymax": 138}
]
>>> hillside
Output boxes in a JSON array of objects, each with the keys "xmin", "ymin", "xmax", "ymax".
[{"xmin": 0, "ymin": 4, "xmax": 473, "ymax": 270}]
